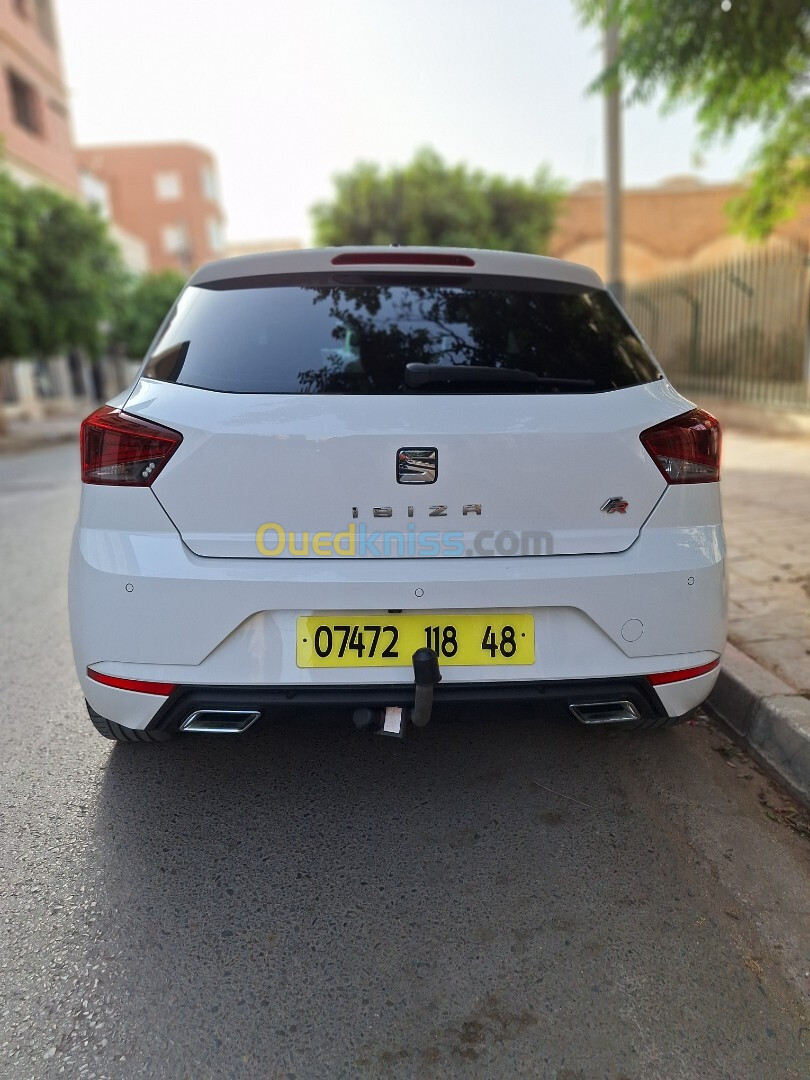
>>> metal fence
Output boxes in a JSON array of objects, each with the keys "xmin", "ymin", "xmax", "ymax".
[{"xmin": 624, "ymin": 244, "xmax": 810, "ymax": 410}]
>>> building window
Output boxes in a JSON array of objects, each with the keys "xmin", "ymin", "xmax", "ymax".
[
  {"xmin": 79, "ymin": 170, "xmax": 112, "ymax": 220},
  {"xmin": 34, "ymin": 0, "xmax": 56, "ymax": 44},
  {"xmin": 201, "ymin": 165, "xmax": 219, "ymax": 202},
  {"xmin": 162, "ymin": 223, "xmax": 189, "ymax": 256},
  {"xmin": 206, "ymin": 217, "xmax": 225, "ymax": 254},
  {"xmin": 155, "ymin": 171, "xmax": 182, "ymax": 201},
  {"xmin": 7, "ymin": 70, "xmax": 42, "ymax": 135}
]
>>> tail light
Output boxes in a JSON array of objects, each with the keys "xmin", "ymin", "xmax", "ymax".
[
  {"xmin": 81, "ymin": 406, "xmax": 182, "ymax": 486},
  {"xmin": 640, "ymin": 409, "xmax": 721, "ymax": 484}
]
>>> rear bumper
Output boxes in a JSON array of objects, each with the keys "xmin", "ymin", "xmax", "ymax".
[
  {"xmin": 70, "ymin": 486, "xmax": 726, "ymax": 730},
  {"xmin": 144, "ymin": 675, "xmax": 672, "ymax": 735}
]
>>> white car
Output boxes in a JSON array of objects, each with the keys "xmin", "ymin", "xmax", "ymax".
[{"xmin": 69, "ymin": 247, "xmax": 726, "ymax": 742}]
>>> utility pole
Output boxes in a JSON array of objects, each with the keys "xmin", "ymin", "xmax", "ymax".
[{"xmin": 604, "ymin": 19, "xmax": 623, "ymax": 304}]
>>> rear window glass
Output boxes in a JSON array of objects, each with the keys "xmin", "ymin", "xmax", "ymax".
[{"xmin": 143, "ymin": 272, "xmax": 661, "ymax": 394}]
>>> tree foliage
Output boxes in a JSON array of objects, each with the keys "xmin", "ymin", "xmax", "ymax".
[
  {"xmin": 311, "ymin": 148, "xmax": 565, "ymax": 253},
  {"xmin": 0, "ymin": 171, "xmax": 39, "ymax": 359},
  {"xmin": 24, "ymin": 186, "xmax": 126, "ymax": 358},
  {"xmin": 0, "ymin": 171, "xmax": 126, "ymax": 359},
  {"xmin": 575, "ymin": 0, "xmax": 810, "ymax": 238},
  {"xmin": 111, "ymin": 269, "xmax": 186, "ymax": 358}
]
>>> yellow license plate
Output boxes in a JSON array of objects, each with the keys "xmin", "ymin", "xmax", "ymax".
[{"xmin": 296, "ymin": 613, "xmax": 534, "ymax": 668}]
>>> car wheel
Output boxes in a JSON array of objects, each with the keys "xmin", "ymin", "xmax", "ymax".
[{"xmin": 86, "ymin": 701, "xmax": 172, "ymax": 743}]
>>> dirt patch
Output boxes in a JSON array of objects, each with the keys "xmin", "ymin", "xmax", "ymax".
[
  {"xmin": 357, "ymin": 992, "xmax": 539, "ymax": 1071},
  {"xmin": 712, "ymin": 738, "xmax": 810, "ymax": 840}
]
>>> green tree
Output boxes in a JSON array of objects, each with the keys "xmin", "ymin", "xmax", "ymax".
[
  {"xmin": 0, "ymin": 170, "xmax": 39, "ymax": 433},
  {"xmin": 0, "ymin": 172, "xmax": 127, "ymax": 430},
  {"xmin": 1, "ymin": 175, "xmax": 126, "ymax": 359},
  {"xmin": 111, "ymin": 269, "xmax": 186, "ymax": 359},
  {"xmin": 23, "ymin": 185, "xmax": 127, "ymax": 359},
  {"xmin": 575, "ymin": 0, "xmax": 810, "ymax": 238},
  {"xmin": 0, "ymin": 170, "xmax": 39, "ymax": 361},
  {"xmin": 311, "ymin": 148, "xmax": 564, "ymax": 253}
]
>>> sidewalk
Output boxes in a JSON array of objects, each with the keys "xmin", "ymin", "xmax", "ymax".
[
  {"xmin": 722, "ymin": 433, "xmax": 810, "ymax": 692},
  {"xmin": 0, "ymin": 410, "xmax": 84, "ymax": 455},
  {"xmin": 710, "ymin": 431, "xmax": 810, "ymax": 803}
]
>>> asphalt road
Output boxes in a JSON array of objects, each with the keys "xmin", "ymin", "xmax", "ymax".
[{"xmin": 1, "ymin": 444, "xmax": 808, "ymax": 1080}]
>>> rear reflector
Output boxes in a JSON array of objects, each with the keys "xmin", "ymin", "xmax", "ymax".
[
  {"xmin": 647, "ymin": 659, "xmax": 720, "ymax": 686},
  {"xmin": 87, "ymin": 668, "xmax": 176, "ymax": 696},
  {"xmin": 331, "ymin": 252, "xmax": 475, "ymax": 267},
  {"xmin": 81, "ymin": 406, "xmax": 182, "ymax": 486},
  {"xmin": 640, "ymin": 408, "xmax": 721, "ymax": 484}
]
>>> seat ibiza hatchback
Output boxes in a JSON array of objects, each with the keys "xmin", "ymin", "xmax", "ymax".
[{"xmin": 69, "ymin": 247, "xmax": 725, "ymax": 742}]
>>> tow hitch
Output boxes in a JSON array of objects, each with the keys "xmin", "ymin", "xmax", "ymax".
[
  {"xmin": 351, "ymin": 648, "xmax": 442, "ymax": 738},
  {"xmin": 410, "ymin": 647, "xmax": 442, "ymax": 728}
]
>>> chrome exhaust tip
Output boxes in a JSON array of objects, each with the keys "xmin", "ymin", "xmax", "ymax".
[
  {"xmin": 569, "ymin": 701, "xmax": 641, "ymax": 726},
  {"xmin": 180, "ymin": 710, "xmax": 261, "ymax": 734}
]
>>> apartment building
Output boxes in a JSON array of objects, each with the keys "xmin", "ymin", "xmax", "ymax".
[
  {"xmin": 0, "ymin": 2, "xmax": 151, "ymax": 416},
  {"xmin": 77, "ymin": 142, "xmax": 226, "ymax": 272},
  {"xmin": 1, "ymin": 0, "xmax": 77, "ymax": 416},
  {"xmin": 0, "ymin": 0, "xmax": 78, "ymax": 191}
]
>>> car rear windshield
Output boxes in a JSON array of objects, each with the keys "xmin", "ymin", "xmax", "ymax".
[{"xmin": 142, "ymin": 272, "xmax": 661, "ymax": 394}]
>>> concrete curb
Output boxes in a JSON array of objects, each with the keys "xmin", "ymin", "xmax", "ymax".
[{"xmin": 707, "ymin": 642, "xmax": 810, "ymax": 806}]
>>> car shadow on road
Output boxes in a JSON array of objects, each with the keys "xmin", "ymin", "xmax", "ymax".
[{"xmin": 81, "ymin": 707, "xmax": 705, "ymax": 1075}]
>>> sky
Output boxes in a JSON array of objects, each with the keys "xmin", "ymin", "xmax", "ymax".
[{"xmin": 57, "ymin": 0, "xmax": 760, "ymax": 246}]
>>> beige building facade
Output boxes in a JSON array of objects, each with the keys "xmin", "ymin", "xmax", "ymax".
[
  {"xmin": 550, "ymin": 177, "xmax": 810, "ymax": 284},
  {"xmin": 226, "ymin": 238, "xmax": 301, "ymax": 259}
]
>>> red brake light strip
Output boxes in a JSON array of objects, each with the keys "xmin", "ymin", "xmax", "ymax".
[
  {"xmin": 331, "ymin": 252, "xmax": 475, "ymax": 267},
  {"xmin": 647, "ymin": 658, "xmax": 719, "ymax": 686},
  {"xmin": 87, "ymin": 668, "xmax": 177, "ymax": 696}
]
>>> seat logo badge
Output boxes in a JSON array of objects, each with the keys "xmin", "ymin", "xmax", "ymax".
[
  {"xmin": 601, "ymin": 496, "xmax": 629, "ymax": 514},
  {"xmin": 397, "ymin": 447, "xmax": 438, "ymax": 485}
]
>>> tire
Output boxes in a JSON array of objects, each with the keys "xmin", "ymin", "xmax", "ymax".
[{"xmin": 86, "ymin": 701, "xmax": 173, "ymax": 743}]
